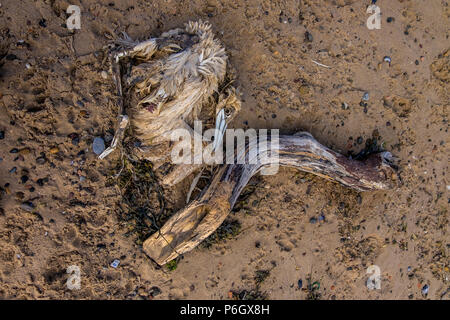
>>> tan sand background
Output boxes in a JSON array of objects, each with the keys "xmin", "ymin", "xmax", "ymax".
[{"xmin": 0, "ymin": 0, "xmax": 448, "ymax": 299}]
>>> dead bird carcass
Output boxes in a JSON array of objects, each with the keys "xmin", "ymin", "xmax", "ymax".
[
  {"xmin": 101, "ymin": 20, "xmax": 398, "ymax": 266},
  {"xmin": 101, "ymin": 20, "xmax": 241, "ymax": 186}
]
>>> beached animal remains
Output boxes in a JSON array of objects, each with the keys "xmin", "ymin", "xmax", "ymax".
[
  {"xmin": 100, "ymin": 20, "xmax": 241, "ymax": 186},
  {"xmin": 101, "ymin": 20, "xmax": 398, "ymax": 266}
]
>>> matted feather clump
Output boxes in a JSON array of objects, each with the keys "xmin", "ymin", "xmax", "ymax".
[{"xmin": 102, "ymin": 20, "xmax": 241, "ymax": 186}]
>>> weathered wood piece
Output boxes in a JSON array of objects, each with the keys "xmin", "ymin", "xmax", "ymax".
[{"xmin": 143, "ymin": 132, "xmax": 397, "ymax": 265}]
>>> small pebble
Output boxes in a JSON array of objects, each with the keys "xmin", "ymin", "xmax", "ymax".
[
  {"xmin": 93, "ymin": 137, "xmax": 105, "ymax": 155},
  {"xmin": 0, "ymin": 131, "xmax": 4, "ymax": 139},
  {"xmin": 20, "ymin": 175, "xmax": 29, "ymax": 183},
  {"xmin": 318, "ymin": 214, "xmax": 325, "ymax": 222},
  {"xmin": 386, "ymin": 17, "xmax": 394, "ymax": 23},
  {"xmin": 101, "ymin": 71, "xmax": 108, "ymax": 79},
  {"xmin": 38, "ymin": 18, "xmax": 47, "ymax": 28},
  {"xmin": 36, "ymin": 178, "xmax": 45, "ymax": 186},
  {"xmin": 110, "ymin": 259, "xmax": 120, "ymax": 268},
  {"xmin": 69, "ymin": 133, "xmax": 80, "ymax": 145},
  {"xmin": 9, "ymin": 167, "xmax": 17, "ymax": 174},
  {"xmin": 362, "ymin": 92, "xmax": 369, "ymax": 101},
  {"xmin": 10, "ymin": 148, "xmax": 19, "ymax": 153},
  {"xmin": 356, "ymin": 194, "xmax": 362, "ymax": 204},
  {"xmin": 298, "ymin": 279, "xmax": 303, "ymax": 289},
  {"xmin": 20, "ymin": 202, "xmax": 34, "ymax": 212},
  {"xmin": 49, "ymin": 147, "xmax": 59, "ymax": 154},
  {"xmin": 36, "ymin": 156, "xmax": 46, "ymax": 164},
  {"xmin": 309, "ymin": 217, "xmax": 317, "ymax": 224},
  {"xmin": 305, "ymin": 31, "xmax": 313, "ymax": 42},
  {"xmin": 25, "ymin": 63, "xmax": 31, "ymax": 69},
  {"xmin": 383, "ymin": 56, "xmax": 392, "ymax": 64},
  {"xmin": 407, "ymin": 266, "xmax": 412, "ymax": 272},
  {"xmin": 6, "ymin": 54, "xmax": 18, "ymax": 61},
  {"xmin": 357, "ymin": 136, "xmax": 363, "ymax": 144},
  {"xmin": 421, "ymin": 284, "xmax": 429, "ymax": 295}
]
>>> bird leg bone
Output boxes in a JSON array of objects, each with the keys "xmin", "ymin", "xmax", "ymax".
[{"xmin": 143, "ymin": 132, "xmax": 398, "ymax": 265}]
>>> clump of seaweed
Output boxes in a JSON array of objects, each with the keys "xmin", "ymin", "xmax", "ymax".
[
  {"xmin": 166, "ymin": 259, "xmax": 178, "ymax": 271},
  {"xmin": 254, "ymin": 270, "xmax": 271, "ymax": 285},
  {"xmin": 305, "ymin": 276, "xmax": 322, "ymax": 300},
  {"xmin": 112, "ymin": 155, "xmax": 171, "ymax": 245},
  {"xmin": 229, "ymin": 269, "xmax": 271, "ymax": 300},
  {"xmin": 200, "ymin": 218, "xmax": 241, "ymax": 248}
]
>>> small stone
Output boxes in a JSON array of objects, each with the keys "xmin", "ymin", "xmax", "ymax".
[
  {"xmin": 93, "ymin": 137, "xmax": 105, "ymax": 155},
  {"xmin": 305, "ymin": 31, "xmax": 313, "ymax": 42},
  {"xmin": 6, "ymin": 54, "xmax": 18, "ymax": 61},
  {"xmin": 357, "ymin": 136, "xmax": 363, "ymax": 144},
  {"xmin": 15, "ymin": 192, "xmax": 25, "ymax": 200},
  {"xmin": 49, "ymin": 147, "xmax": 59, "ymax": 154},
  {"xmin": 149, "ymin": 286, "xmax": 162, "ymax": 297},
  {"xmin": 421, "ymin": 284, "xmax": 429, "ymax": 295},
  {"xmin": 20, "ymin": 202, "xmax": 34, "ymax": 212},
  {"xmin": 10, "ymin": 148, "xmax": 19, "ymax": 153},
  {"xmin": 101, "ymin": 71, "xmax": 108, "ymax": 79},
  {"xmin": 36, "ymin": 178, "xmax": 45, "ymax": 186},
  {"xmin": 309, "ymin": 217, "xmax": 317, "ymax": 224},
  {"xmin": 36, "ymin": 156, "xmax": 46, "ymax": 164},
  {"xmin": 0, "ymin": 131, "xmax": 4, "ymax": 139},
  {"xmin": 387, "ymin": 17, "xmax": 394, "ymax": 23},
  {"xmin": 38, "ymin": 18, "xmax": 47, "ymax": 28},
  {"xmin": 25, "ymin": 63, "xmax": 31, "ymax": 69},
  {"xmin": 383, "ymin": 56, "xmax": 392, "ymax": 64},
  {"xmin": 356, "ymin": 194, "xmax": 362, "ymax": 204},
  {"xmin": 318, "ymin": 214, "xmax": 325, "ymax": 222},
  {"xmin": 20, "ymin": 175, "xmax": 29, "ymax": 183},
  {"xmin": 341, "ymin": 102, "xmax": 349, "ymax": 110},
  {"xmin": 69, "ymin": 133, "xmax": 80, "ymax": 145},
  {"xmin": 362, "ymin": 92, "xmax": 369, "ymax": 101},
  {"xmin": 298, "ymin": 279, "xmax": 303, "ymax": 289},
  {"xmin": 9, "ymin": 167, "xmax": 17, "ymax": 174},
  {"xmin": 110, "ymin": 259, "xmax": 120, "ymax": 268}
]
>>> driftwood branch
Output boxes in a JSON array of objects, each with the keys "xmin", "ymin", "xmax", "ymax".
[{"xmin": 143, "ymin": 132, "xmax": 398, "ymax": 265}]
